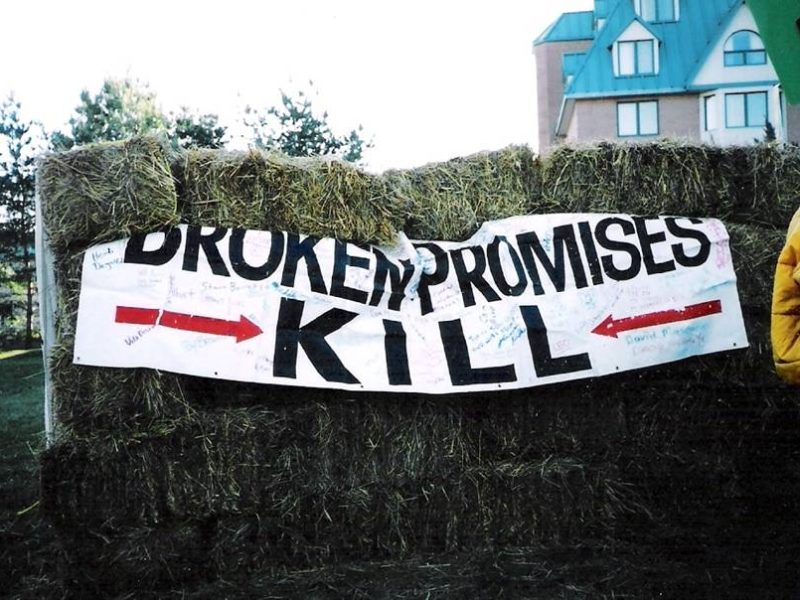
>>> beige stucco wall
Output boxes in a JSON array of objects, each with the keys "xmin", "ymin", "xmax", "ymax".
[
  {"xmin": 565, "ymin": 99, "xmax": 616, "ymax": 141},
  {"xmin": 563, "ymin": 94, "xmax": 701, "ymax": 144},
  {"xmin": 660, "ymin": 95, "xmax": 701, "ymax": 140},
  {"xmin": 535, "ymin": 40, "xmax": 592, "ymax": 155},
  {"xmin": 787, "ymin": 103, "xmax": 800, "ymax": 145}
]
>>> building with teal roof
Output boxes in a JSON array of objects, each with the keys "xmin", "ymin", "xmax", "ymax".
[{"xmin": 534, "ymin": 0, "xmax": 799, "ymax": 153}]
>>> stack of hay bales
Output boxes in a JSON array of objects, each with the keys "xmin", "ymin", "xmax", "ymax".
[{"xmin": 37, "ymin": 137, "xmax": 800, "ymax": 595}]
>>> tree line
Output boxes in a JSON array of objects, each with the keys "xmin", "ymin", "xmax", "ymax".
[{"xmin": 0, "ymin": 78, "xmax": 371, "ymax": 348}]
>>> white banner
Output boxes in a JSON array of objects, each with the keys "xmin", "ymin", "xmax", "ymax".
[{"xmin": 74, "ymin": 215, "xmax": 748, "ymax": 394}]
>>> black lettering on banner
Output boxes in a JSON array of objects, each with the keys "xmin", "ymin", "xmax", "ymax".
[
  {"xmin": 331, "ymin": 241, "xmax": 371, "ymax": 304},
  {"xmin": 633, "ymin": 216, "xmax": 676, "ymax": 275},
  {"xmin": 439, "ymin": 319, "xmax": 517, "ymax": 386},
  {"xmin": 665, "ymin": 217, "xmax": 712, "ymax": 268},
  {"xmin": 521, "ymin": 305, "xmax": 592, "ymax": 377},
  {"xmin": 515, "ymin": 232, "xmax": 544, "ymax": 294},
  {"xmin": 273, "ymin": 298, "xmax": 359, "ymax": 384},
  {"xmin": 182, "ymin": 226, "xmax": 230, "ymax": 276},
  {"xmin": 124, "ymin": 227, "xmax": 182, "ymax": 266},
  {"xmin": 369, "ymin": 250, "xmax": 415, "ymax": 311},
  {"xmin": 578, "ymin": 221, "xmax": 604, "ymax": 286},
  {"xmin": 229, "ymin": 229, "xmax": 284, "ymax": 281},
  {"xmin": 280, "ymin": 233, "xmax": 328, "ymax": 294},
  {"xmin": 595, "ymin": 217, "xmax": 642, "ymax": 281},
  {"xmin": 450, "ymin": 245, "xmax": 501, "ymax": 308},
  {"xmin": 414, "ymin": 243, "xmax": 449, "ymax": 316},
  {"xmin": 486, "ymin": 236, "xmax": 527, "ymax": 297},
  {"xmin": 383, "ymin": 319, "xmax": 412, "ymax": 385},
  {"xmin": 517, "ymin": 225, "xmax": 587, "ymax": 294}
]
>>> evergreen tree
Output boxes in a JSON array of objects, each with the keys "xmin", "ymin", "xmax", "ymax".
[
  {"xmin": 53, "ymin": 78, "xmax": 228, "ymax": 151},
  {"xmin": 171, "ymin": 108, "xmax": 227, "ymax": 150},
  {"xmin": 0, "ymin": 95, "xmax": 46, "ymax": 347},
  {"xmin": 244, "ymin": 86, "xmax": 370, "ymax": 163},
  {"xmin": 52, "ymin": 78, "xmax": 170, "ymax": 149}
]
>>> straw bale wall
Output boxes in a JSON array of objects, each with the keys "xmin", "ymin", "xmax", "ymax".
[{"xmin": 36, "ymin": 137, "xmax": 800, "ymax": 595}]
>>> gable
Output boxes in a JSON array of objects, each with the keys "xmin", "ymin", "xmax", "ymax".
[
  {"xmin": 611, "ymin": 19, "xmax": 661, "ymax": 77},
  {"xmin": 690, "ymin": 3, "xmax": 778, "ymax": 88},
  {"xmin": 616, "ymin": 19, "xmax": 660, "ymax": 42}
]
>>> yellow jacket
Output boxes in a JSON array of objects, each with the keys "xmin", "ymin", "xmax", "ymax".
[{"xmin": 772, "ymin": 208, "xmax": 800, "ymax": 384}]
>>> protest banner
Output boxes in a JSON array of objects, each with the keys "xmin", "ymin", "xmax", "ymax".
[{"xmin": 73, "ymin": 214, "xmax": 748, "ymax": 393}]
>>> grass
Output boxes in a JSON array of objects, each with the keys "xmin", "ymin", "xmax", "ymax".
[
  {"xmin": 0, "ymin": 348, "xmax": 45, "ymax": 507},
  {"xmin": 0, "ymin": 349, "xmax": 61, "ymax": 599}
]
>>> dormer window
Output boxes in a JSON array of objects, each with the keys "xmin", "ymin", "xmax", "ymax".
[
  {"xmin": 617, "ymin": 40, "xmax": 655, "ymax": 76},
  {"xmin": 724, "ymin": 30, "xmax": 767, "ymax": 66},
  {"xmin": 634, "ymin": 0, "xmax": 678, "ymax": 23},
  {"xmin": 612, "ymin": 18, "xmax": 660, "ymax": 77}
]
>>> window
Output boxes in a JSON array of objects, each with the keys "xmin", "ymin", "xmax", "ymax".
[
  {"xmin": 617, "ymin": 100, "xmax": 659, "ymax": 136},
  {"xmin": 780, "ymin": 90, "xmax": 786, "ymax": 130},
  {"xmin": 725, "ymin": 92, "xmax": 767, "ymax": 128},
  {"xmin": 637, "ymin": 0, "xmax": 676, "ymax": 22},
  {"xmin": 724, "ymin": 31, "xmax": 766, "ymax": 66},
  {"xmin": 704, "ymin": 95, "xmax": 717, "ymax": 131},
  {"xmin": 562, "ymin": 53, "xmax": 585, "ymax": 86},
  {"xmin": 617, "ymin": 40, "xmax": 655, "ymax": 76}
]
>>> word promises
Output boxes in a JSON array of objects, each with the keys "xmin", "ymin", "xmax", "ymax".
[
  {"xmin": 123, "ymin": 216, "xmax": 711, "ymax": 316},
  {"xmin": 74, "ymin": 214, "xmax": 748, "ymax": 394}
]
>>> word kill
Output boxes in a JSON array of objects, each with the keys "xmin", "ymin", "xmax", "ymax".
[{"xmin": 270, "ymin": 297, "xmax": 592, "ymax": 387}]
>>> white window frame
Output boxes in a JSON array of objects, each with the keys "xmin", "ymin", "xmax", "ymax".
[
  {"xmin": 703, "ymin": 95, "xmax": 717, "ymax": 131},
  {"xmin": 633, "ymin": 0, "xmax": 679, "ymax": 23},
  {"xmin": 724, "ymin": 91, "xmax": 768, "ymax": 129},
  {"xmin": 617, "ymin": 100, "xmax": 659, "ymax": 137},
  {"xmin": 616, "ymin": 39, "xmax": 656, "ymax": 76},
  {"xmin": 723, "ymin": 30, "xmax": 767, "ymax": 67}
]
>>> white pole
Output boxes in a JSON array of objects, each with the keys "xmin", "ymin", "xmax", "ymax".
[{"xmin": 34, "ymin": 181, "xmax": 57, "ymax": 446}]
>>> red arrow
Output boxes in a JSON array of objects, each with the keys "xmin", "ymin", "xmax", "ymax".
[
  {"xmin": 115, "ymin": 306, "xmax": 263, "ymax": 343},
  {"xmin": 592, "ymin": 300, "xmax": 722, "ymax": 339}
]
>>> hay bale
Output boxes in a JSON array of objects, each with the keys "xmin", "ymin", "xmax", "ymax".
[
  {"xmin": 385, "ymin": 146, "xmax": 541, "ymax": 241},
  {"xmin": 41, "ymin": 401, "xmax": 643, "ymax": 543},
  {"xmin": 540, "ymin": 142, "xmax": 800, "ymax": 227},
  {"xmin": 749, "ymin": 143, "xmax": 800, "ymax": 227},
  {"xmin": 49, "ymin": 341, "xmax": 192, "ymax": 433},
  {"xmin": 38, "ymin": 136, "xmax": 179, "ymax": 250},
  {"xmin": 176, "ymin": 149, "xmax": 404, "ymax": 245},
  {"xmin": 728, "ymin": 223, "xmax": 785, "ymax": 311},
  {"xmin": 42, "ymin": 366, "xmax": 800, "ymax": 585},
  {"xmin": 55, "ymin": 522, "xmax": 208, "ymax": 597},
  {"xmin": 540, "ymin": 142, "xmax": 716, "ymax": 216}
]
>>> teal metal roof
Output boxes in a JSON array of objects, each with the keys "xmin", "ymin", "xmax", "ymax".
[
  {"xmin": 534, "ymin": 11, "xmax": 595, "ymax": 45},
  {"xmin": 593, "ymin": 0, "xmax": 614, "ymax": 20},
  {"xmin": 563, "ymin": 53, "xmax": 587, "ymax": 84},
  {"xmin": 562, "ymin": 0, "xmax": 742, "ymax": 98}
]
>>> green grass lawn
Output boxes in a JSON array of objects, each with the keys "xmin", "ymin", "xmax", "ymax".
[
  {"xmin": 0, "ymin": 348, "xmax": 60, "ymax": 599},
  {"xmin": 0, "ymin": 349, "xmax": 45, "ymax": 510}
]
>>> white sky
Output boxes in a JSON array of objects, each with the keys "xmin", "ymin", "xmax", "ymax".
[{"xmin": 2, "ymin": 0, "xmax": 590, "ymax": 171}]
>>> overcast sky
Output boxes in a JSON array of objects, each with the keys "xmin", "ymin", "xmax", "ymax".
[{"xmin": 2, "ymin": 0, "xmax": 590, "ymax": 171}]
